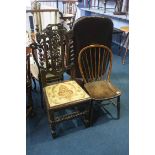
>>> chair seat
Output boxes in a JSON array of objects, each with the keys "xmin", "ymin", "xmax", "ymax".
[
  {"xmin": 44, "ymin": 80, "xmax": 90, "ymax": 109},
  {"xmin": 84, "ymin": 80, "xmax": 121, "ymax": 100}
]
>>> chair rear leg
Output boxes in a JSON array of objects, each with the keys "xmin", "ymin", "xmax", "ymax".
[
  {"xmin": 122, "ymin": 40, "xmax": 129, "ymax": 64},
  {"xmin": 90, "ymin": 100, "xmax": 94, "ymax": 126},
  {"xmin": 32, "ymin": 76, "xmax": 36, "ymax": 90},
  {"xmin": 39, "ymin": 78, "xmax": 44, "ymax": 109},
  {"xmin": 117, "ymin": 96, "xmax": 120, "ymax": 119}
]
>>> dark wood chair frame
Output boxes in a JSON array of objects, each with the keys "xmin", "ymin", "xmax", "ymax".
[
  {"xmin": 41, "ymin": 75, "xmax": 92, "ymax": 138},
  {"xmin": 30, "ymin": 23, "xmax": 70, "ymax": 108}
]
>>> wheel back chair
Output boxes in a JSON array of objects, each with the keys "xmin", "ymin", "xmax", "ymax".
[{"xmin": 78, "ymin": 44, "xmax": 121, "ymax": 122}]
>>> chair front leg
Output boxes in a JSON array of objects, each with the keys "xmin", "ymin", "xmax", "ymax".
[
  {"xmin": 50, "ymin": 111, "xmax": 57, "ymax": 139},
  {"xmin": 84, "ymin": 100, "xmax": 92, "ymax": 127},
  {"xmin": 89, "ymin": 100, "xmax": 94, "ymax": 126}
]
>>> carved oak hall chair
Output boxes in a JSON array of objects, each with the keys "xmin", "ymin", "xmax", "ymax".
[
  {"xmin": 30, "ymin": 23, "xmax": 69, "ymax": 108},
  {"xmin": 78, "ymin": 44, "xmax": 121, "ymax": 122},
  {"xmin": 70, "ymin": 16, "xmax": 113, "ymax": 79},
  {"xmin": 42, "ymin": 70, "xmax": 92, "ymax": 138}
]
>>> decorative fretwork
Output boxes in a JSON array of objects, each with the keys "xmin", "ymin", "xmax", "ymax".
[
  {"xmin": 31, "ymin": 23, "xmax": 68, "ymax": 77},
  {"xmin": 30, "ymin": 23, "xmax": 69, "ymax": 108}
]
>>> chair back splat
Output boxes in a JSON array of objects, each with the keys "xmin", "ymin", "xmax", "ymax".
[{"xmin": 78, "ymin": 44, "xmax": 113, "ymax": 84}]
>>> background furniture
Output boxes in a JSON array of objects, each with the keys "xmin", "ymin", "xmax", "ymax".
[
  {"xmin": 78, "ymin": 44, "xmax": 121, "ymax": 121},
  {"xmin": 118, "ymin": 26, "xmax": 129, "ymax": 64},
  {"xmin": 59, "ymin": 0, "xmax": 77, "ymax": 30},
  {"xmin": 89, "ymin": 0, "xmax": 116, "ymax": 13},
  {"xmin": 70, "ymin": 16, "xmax": 113, "ymax": 79}
]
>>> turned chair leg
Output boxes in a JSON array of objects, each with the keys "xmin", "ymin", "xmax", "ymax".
[
  {"xmin": 50, "ymin": 111, "xmax": 57, "ymax": 138},
  {"xmin": 89, "ymin": 100, "xmax": 94, "ymax": 126},
  {"xmin": 88, "ymin": 100, "xmax": 93, "ymax": 127},
  {"xmin": 39, "ymin": 79, "xmax": 44, "ymax": 109},
  {"xmin": 122, "ymin": 40, "xmax": 129, "ymax": 64},
  {"xmin": 117, "ymin": 96, "xmax": 120, "ymax": 119},
  {"xmin": 84, "ymin": 101, "xmax": 92, "ymax": 127}
]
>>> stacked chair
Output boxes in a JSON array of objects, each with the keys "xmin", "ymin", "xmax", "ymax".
[{"xmin": 70, "ymin": 16, "xmax": 114, "ymax": 78}]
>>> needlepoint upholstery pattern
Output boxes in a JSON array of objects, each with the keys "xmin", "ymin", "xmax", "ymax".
[{"xmin": 44, "ymin": 80, "xmax": 90, "ymax": 108}]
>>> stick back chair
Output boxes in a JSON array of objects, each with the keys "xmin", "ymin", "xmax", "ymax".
[{"xmin": 78, "ymin": 44, "xmax": 121, "ymax": 120}]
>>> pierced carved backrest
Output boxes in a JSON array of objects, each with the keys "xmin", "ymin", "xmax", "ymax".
[
  {"xmin": 78, "ymin": 44, "xmax": 113, "ymax": 84},
  {"xmin": 31, "ymin": 23, "xmax": 68, "ymax": 78}
]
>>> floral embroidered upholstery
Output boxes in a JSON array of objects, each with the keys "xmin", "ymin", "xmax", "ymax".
[{"xmin": 44, "ymin": 80, "xmax": 90, "ymax": 109}]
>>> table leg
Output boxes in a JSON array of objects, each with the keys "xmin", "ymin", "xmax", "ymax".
[{"xmin": 122, "ymin": 38, "xmax": 129, "ymax": 64}]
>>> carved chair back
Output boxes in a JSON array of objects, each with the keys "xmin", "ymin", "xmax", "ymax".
[
  {"xmin": 78, "ymin": 44, "xmax": 113, "ymax": 84},
  {"xmin": 30, "ymin": 23, "xmax": 69, "ymax": 81}
]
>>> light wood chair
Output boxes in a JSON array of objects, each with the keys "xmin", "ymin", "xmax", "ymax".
[{"xmin": 78, "ymin": 44, "xmax": 121, "ymax": 122}]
